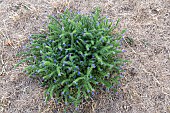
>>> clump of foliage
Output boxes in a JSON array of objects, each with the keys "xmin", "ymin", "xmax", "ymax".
[{"xmin": 17, "ymin": 9, "xmax": 126, "ymax": 109}]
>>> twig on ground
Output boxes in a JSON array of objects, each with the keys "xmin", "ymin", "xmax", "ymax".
[{"xmin": 122, "ymin": 37, "xmax": 137, "ymax": 54}]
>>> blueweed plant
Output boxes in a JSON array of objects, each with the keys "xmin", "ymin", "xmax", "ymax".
[{"xmin": 17, "ymin": 9, "xmax": 127, "ymax": 109}]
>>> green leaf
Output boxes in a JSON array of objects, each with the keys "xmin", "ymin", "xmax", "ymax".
[
  {"xmin": 56, "ymin": 65, "xmax": 61, "ymax": 76},
  {"xmin": 91, "ymin": 40, "xmax": 94, "ymax": 45},
  {"xmin": 73, "ymin": 77, "xmax": 84, "ymax": 83},
  {"xmin": 87, "ymin": 82, "xmax": 94, "ymax": 91},
  {"xmin": 121, "ymin": 29, "xmax": 126, "ymax": 34},
  {"xmin": 61, "ymin": 79, "xmax": 70, "ymax": 85},
  {"xmin": 86, "ymin": 44, "xmax": 90, "ymax": 51},
  {"xmin": 45, "ymin": 46, "xmax": 53, "ymax": 51},
  {"xmin": 50, "ymin": 85, "xmax": 57, "ymax": 98},
  {"xmin": 43, "ymin": 61, "xmax": 54, "ymax": 66},
  {"xmin": 76, "ymin": 87, "xmax": 81, "ymax": 99}
]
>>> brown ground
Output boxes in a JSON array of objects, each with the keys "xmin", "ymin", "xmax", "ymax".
[{"xmin": 0, "ymin": 0, "xmax": 170, "ymax": 113}]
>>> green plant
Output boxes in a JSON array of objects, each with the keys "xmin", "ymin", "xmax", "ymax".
[{"xmin": 17, "ymin": 9, "xmax": 126, "ymax": 109}]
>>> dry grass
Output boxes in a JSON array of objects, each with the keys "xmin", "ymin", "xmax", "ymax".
[{"xmin": 0, "ymin": 0, "xmax": 170, "ymax": 113}]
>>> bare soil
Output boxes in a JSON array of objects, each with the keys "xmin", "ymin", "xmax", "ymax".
[{"xmin": 0, "ymin": 0, "xmax": 170, "ymax": 113}]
